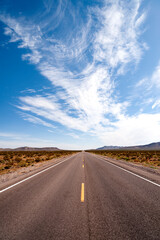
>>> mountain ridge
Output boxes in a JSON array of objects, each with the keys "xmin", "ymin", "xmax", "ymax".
[
  {"xmin": 97, "ymin": 142, "xmax": 160, "ymax": 150},
  {"xmin": 0, "ymin": 146, "xmax": 60, "ymax": 151}
]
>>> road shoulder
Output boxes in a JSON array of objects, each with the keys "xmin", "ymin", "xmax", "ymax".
[
  {"xmin": 0, "ymin": 154, "xmax": 76, "ymax": 191},
  {"xmin": 90, "ymin": 153, "xmax": 160, "ymax": 185}
]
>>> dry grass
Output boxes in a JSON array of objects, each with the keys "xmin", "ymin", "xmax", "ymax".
[
  {"xmin": 0, "ymin": 150, "xmax": 79, "ymax": 174},
  {"xmin": 87, "ymin": 150, "xmax": 160, "ymax": 168}
]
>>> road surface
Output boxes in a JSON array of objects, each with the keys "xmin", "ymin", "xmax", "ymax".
[{"xmin": 0, "ymin": 152, "xmax": 160, "ymax": 240}]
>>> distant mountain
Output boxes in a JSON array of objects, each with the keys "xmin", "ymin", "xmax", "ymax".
[
  {"xmin": 97, "ymin": 142, "xmax": 160, "ymax": 150},
  {"xmin": 97, "ymin": 146, "xmax": 121, "ymax": 150},
  {"xmin": 0, "ymin": 146, "xmax": 60, "ymax": 151},
  {"xmin": 0, "ymin": 148, "xmax": 12, "ymax": 151},
  {"xmin": 130, "ymin": 142, "xmax": 160, "ymax": 150}
]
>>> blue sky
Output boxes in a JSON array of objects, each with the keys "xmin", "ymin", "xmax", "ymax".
[{"xmin": 0, "ymin": 0, "xmax": 160, "ymax": 149}]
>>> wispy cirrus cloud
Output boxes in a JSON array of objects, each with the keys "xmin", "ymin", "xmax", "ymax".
[
  {"xmin": 0, "ymin": 132, "xmax": 29, "ymax": 139},
  {"xmin": 67, "ymin": 132, "xmax": 80, "ymax": 139},
  {"xmin": 151, "ymin": 61, "xmax": 160, "ymax": 89},
  {"xmin": 20, "ymin": 112, "xmax": 56, "ymax": 129},
  {"xmin": 136, "ymin": 61, "xmax": 160, "ymax": 90},
  {"xmin": 1, "ymin": 0, "xmax": 155, "ymax": 146},
  {"xmin": 134, "ymin": 60, "xmax": 160, "ymax": 111},
  {"xmin": 152, "ymin": 100, "xmax": 160, "ymax": 109},
  {"xmin": 93, "ymin": 0, "xmax": 147, "ymax": 71}
]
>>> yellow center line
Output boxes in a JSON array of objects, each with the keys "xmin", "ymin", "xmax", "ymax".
[
  {"xmin": 82, "ymin": 164, "xmax": 84, "ymax": 168},
  {"xmin": 81, "ymin": 183, "xmax": 84, "ymax": 202}
]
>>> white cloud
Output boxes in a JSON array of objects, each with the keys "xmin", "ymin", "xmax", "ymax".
[
  {"xmin": 0, "ymin": 0, "xmax": 152, "ymax": 146},
  {"xmin": 20, "ymin": 113, "xmax": 56, "ymax": 128},
  {"xmin": 152, "ymin": 99, "xmax": 160, "ymax": 109},
  {"xmin": 67, "ymin": 133, "xmax": 80, "ymax": 139},
  {"xmin": 48, "ymin": 129, "xmax": 54, "ymax": 133},
  {"xmin": 93, "ymin": 0, "xmax": 146, "ymax": 70},
  {"xmin": 20, "ymin": 89, "xmax": 36, "ymax": 94},
  {"xmin": 136, "ymin": 61, "xmax": 160, "ymax": 89},
  {"xmin": 18, "ymin": 96, "xmax": 90, "ymax": 132},
  {"xmin": 136, "ymin": 77, "xmax": 147, "ymax": 87},
  {"xmin": 151, "ymin": 61, "xmax": 160, "ymax": 88},
  {"xmin": 134, "ymin": 61, "xmax": 160, "ymax": 112},
  {"xmin": 99, "ymin": 113, "xmax": 160, "ymax": 146},
  {"xmin": 0, "ymin": 132, "xmax": 29, "ymax": 139}
]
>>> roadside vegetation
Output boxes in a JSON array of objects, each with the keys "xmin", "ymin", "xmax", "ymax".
[
  {"xmin": 86, "ymin": 150, "xmax": 160, "ymax": 168},
  {"xmin": 0, "ymin": 150, "xmax": 79, "ymax": 174}
]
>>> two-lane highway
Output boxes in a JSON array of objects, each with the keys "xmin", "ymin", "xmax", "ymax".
[{"xmin": 0, "ymin": 152, "xmax": 160, "ymax": 239}]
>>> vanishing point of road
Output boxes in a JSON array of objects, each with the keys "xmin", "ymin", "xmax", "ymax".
[{"xmin": 0, "ymin": 152, "xmax": 160, "ymax": 240}]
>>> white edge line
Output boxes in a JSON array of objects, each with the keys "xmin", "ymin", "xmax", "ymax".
[
  {"xmin": 0, "ymin": 153, "xmax": 78, "ymax": 193},
  {"xmin": 91, "ymin": 153, "xmax": 160, "ymax": 188}
]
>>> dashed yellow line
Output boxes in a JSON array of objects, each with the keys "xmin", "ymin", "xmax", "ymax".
[
  {"xmin": 82, "ymin": 164, "xmax": 84, "ymax": 168},
  {"xmin": 81, "ymin": 183, "xmax": 84, "ymax": 202}
]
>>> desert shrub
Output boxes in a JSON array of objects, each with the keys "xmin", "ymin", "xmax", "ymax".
[
  {"xmin": 94, "ymin": 150, "xmax": 160, "ymax": 166},
  {"xmin": 26, "ymin": 159, "xmax": 34, "ymax": 164},
  {"xmin": 18, "ymin": 161, "xmax": 27, "ymax": 167},
  {"xmin": 15, "ymin": 157, "xmax": 22, "ymax": 163},
  {"xmin": 55, "ymin": 153, "xmax": 61, "ymax": 158},
  {"xmin": 0, "ymin": 159, "xmax": 5, "ymax": 163},
  {"xmin": 3, "ymin": 154, "xmax": 10, "ymax": 161},
  {"xmin": 140, "ymin": 158, "xmax": 146, "ymax": 163},
  {"xmin": 0, "ymin": 166, "xmax": 5, "ymax": 171},
  {"xmin": 4, "ymin": 163, "xmax": 12, "ymax": 169},
  {"xmin": 0, "ymin": 150, "xmax": 79, "ymax": 172},
  {"xmin": 17, "ymin": 153, "xmax": 23, "ymax": 157},
  {"xmin": 4, "ymin": 165, "xmax": 11, "ymax": 169},
  {"xmin": 37, "ymin": 152, "xmax": 43, "ymax": 156},
  {"xmin": 35, "ymin": 157, "xmax": 41, "ymax": 162}
]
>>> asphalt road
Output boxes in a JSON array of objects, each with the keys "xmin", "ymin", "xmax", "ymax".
[{"xmin": 0, "ymin": 152, "xmax": 160, "ymax": 240}]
